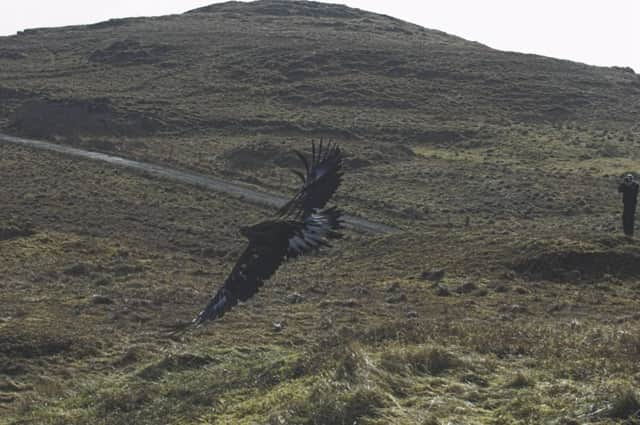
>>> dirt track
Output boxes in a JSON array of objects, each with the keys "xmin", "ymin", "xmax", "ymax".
[{"xmin": 0, "ymin": 133, "xmax": 396, "ymax": 234}]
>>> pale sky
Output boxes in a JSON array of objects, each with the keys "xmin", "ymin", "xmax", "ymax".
[{"xmin": 1, "ymin": 1, "xmax": 638, "ymax": 72}]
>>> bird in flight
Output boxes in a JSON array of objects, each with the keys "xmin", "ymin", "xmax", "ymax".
[{"xmin": 193, "ymin": 140, "xmax": 343, "ymax": 326}]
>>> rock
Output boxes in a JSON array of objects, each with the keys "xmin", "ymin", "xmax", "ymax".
[
  {"xmin": 0, "ymin": 394, "xmax": 15, "ymax": 403},
  {"xmin": 88, "ymin": 40, "xmax": 171, "ymax": 66},
  {"xmin": 130, "ymin": 313, "xmax": 151, "ymax": 323},
  {"xmin": 319, "ymin": 317, "xmax": 333, "ymax": 330},
  {"xmin": 64, "ymin": 263, "xmax": 90, "ymax": 276},
  {"xmin": 385, "ymin": 293, "xmax": 407, "ymax": 304},
  {"xmin": 456, "ymin": 281, "xmax": 478, "ymax": 294},
  {"xmin": 0, "ymin": 223, "xmax": 34, "ymax": 241},
  {"xmin": 336, "ymin": 298, "xmax": 359, "ymax": 308},
  {"xmin": 401, "ymin": 207, "xmax": 421, "ymax": 219},
  {"xmin": 503, "ymin": 270, "xmax": 517, "ymax": 280},
  {"xmin": 512, "ymin": 304, "xmax": 527, "ymax": 314},
  {"xmin": 514, "ymin": 286, "xmax": 529, "ymax": 295},
  {"xmin": 406, "ymin": 310, "xmax": 418, "ymax": 318},
  {"xmin": 309, "ymin": 285, "xmax": 327, "ymax": 294},
  {"xmin": 436, "ymin": 284, "xmax": 451, "ymax": 297},
  {"xmin": 112, "ymin": 264, "xmax": 144, "ymax": 277},
  {"xmin": 91, "ymin": 294, "xmax": 114, "ymax": 305},
  {"xmin": 602, "ymin": 274, "xmax": 620, "ymax": 285},
  {"xmin": 473, "ymin": 288, "xmax": 489, "ymax": 297},
  {"xmin": 0, "ymin": 48, "xmax": 27, "ymax": 60},
  {"xmin": 563, "ymin": 270, "xmax": 581, "ymax": 281},
  {"xmin": 494, "ymin": 283, "xmax": 509, "ymax": 293},
  {"xmin": 547, "ymin": 302, "xmax": 567, "ymax": 313},
  {"xmin": 385, "ymin": 281, "xmax": 400, "ymax": 292},
  {"xmin": 461, "ymin": 373, "xmax": 489, "ymax": 387},
  {"xmin": 125, "ymin": 298, "xmax": 152, "ymax": 307},
  {"xmin": 352, "ymin": 286, "xmax": 368, "ymax": 295},
  {"xmin": 93, "ymin": 275, "xmax": 112, "ymax": 286},
  {"xmin": 285, "ymin": 292, "xmax": 304, "ymax": 304},
  {"xmin": 420, "ymin": 269, "xmax": 445, "ymax": 281},
  {"xmin": 319, "ymin": 298, "xmax": 360, "ymax": 308},
  {"xmin": 0, "ymin": 378, "xmax": 24, "ymax": 392},
  {"xmin": 499, "ymin": 304, "xmax": 527, "ymax": 314}
]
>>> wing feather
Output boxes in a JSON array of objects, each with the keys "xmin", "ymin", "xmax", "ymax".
[
  {"xmin": 287, "ymin": 207, "xmax": 343, "ymax": 258},
  {"xmin": 278, "ymin": 140, "xmax": 343, "ymax": 219},
  {"xmin": 294, "ymin": 150, "xmax": 310, "ymax": 176},
  {"xmin": 291, "ymin": 169, "xmax": 306, "ymax": 184},
  {"xmin": 193, "ymin": 240, "xmax": 288, "ymax": 325}
]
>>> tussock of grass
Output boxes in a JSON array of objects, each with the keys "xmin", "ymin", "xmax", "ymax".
[
  {"xmin": 505, "ymin": 372, "xmax": 535, "ymax": 389},
  {"xmin": 609, "ymin": 388, "xmax": 640, "ymax": 419},
  {"xmin": 289, "ymin": 379, "xmax": 387, "ymax": 425},
  {"xmin": 0, "ymin": 217, "xmax": 34, "ymax": 241},
  {"xmin": 93, "ymin": 381, "xmax": 159, "ymax": 417},
  {"xmin": 379, "ymin": 345, "xmax": 462, "ymax": 377},
  {"xmin": 333, "ymin": 343, "xmax": 366, "ymax": 382},
  {"xmin": 137, "ymin": 353, "xmax": 214, "ymax": 380}
]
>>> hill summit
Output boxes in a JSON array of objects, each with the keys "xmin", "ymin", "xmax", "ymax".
[{"xmin": 0, "ymin": 0, "xmax": 638, "ymax": 142}]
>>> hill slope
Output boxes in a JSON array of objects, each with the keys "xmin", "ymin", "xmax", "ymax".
[
  {"xmin": 1, "ymin": 0, "xmax": 638, "ymax": 228},
  {"xmin": 1, "ymin": 0, "xmax": 639, "ymax": 142},
  {"xmin": 2, "ymin": 2, "xmax": 640, "ymax": 424}
]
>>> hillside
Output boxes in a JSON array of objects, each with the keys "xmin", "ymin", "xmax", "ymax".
[
  {"xmin": 1, "ymin": 0, "xmax": 639, "ymax": 227},
  {"xmin": 1, "ymin": 0, "xmax": 639, "ymax": 139},
  {"xmin": 2, "ymin": 1, "xmax": 640, "ymax": 424}
]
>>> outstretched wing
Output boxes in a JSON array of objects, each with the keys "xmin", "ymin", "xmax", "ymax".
[
  {"xmin": 278, "ymin": 139, "xmax": 343, "ymax": 219},
  {"xmin": 193, "ymin": 240, "xmax": 287, "ymax": 325},
  {"xmin": 193, "ymin": 208, "xmax": 343, "ymax": 326}
]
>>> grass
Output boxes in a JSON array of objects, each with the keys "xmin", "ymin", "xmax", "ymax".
[
  {"xmin": 1, "ymin": 1, "xmax": 640, "ymax": 423},
  {"xmin": 4, "ymin": 146, "xmax": 639, "ymax": 423}
]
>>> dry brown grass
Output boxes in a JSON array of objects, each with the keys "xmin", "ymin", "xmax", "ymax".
[{"xmin": 1, "ymin": 1, "xmax": 640, "ymax": 423}]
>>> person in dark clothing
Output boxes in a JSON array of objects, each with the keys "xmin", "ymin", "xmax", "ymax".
[{"xmin": 618, "ymin": 173, "xmax": 639, "ymax": 236}]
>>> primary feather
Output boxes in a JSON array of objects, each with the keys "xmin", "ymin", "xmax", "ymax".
[{"xmin": 278, "ymin": 139, "xmax": 343, "ymax": 219}]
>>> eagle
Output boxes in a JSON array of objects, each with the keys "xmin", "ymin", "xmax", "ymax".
[{"xmin": 193, "ymin": 140, "xmax": 343, "ymax": 325}]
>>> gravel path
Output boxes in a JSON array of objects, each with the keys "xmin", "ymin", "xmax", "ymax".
[{"xmin": 1, "ymin": 133, "xmax": 396, "ymax": 234}]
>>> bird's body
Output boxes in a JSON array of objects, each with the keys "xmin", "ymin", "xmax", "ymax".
[
  {"xmin": 193, "ymin": 140, "xmax": 343, "ymax": 326},
  {"xmin": 240, "ymin": 220, "xmax": 294, "ymax": 245}
]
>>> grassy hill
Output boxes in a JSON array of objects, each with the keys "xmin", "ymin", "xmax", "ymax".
[{"xmin": 2, "ymin": 1, "xmax": 640, "ymax": 424}]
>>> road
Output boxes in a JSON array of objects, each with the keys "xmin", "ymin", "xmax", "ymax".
[{"xmin": 0, "ymin": 133, "xmax": 397, "ymax": 234}]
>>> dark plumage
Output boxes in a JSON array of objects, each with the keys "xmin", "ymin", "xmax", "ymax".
[
  {"xmin": 193, "ymin": 142, "xmax": 343, "ymax": 326},
  {"xmin": 278, "ymin": 139, "xmax": 343, "ymax": 218}
]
